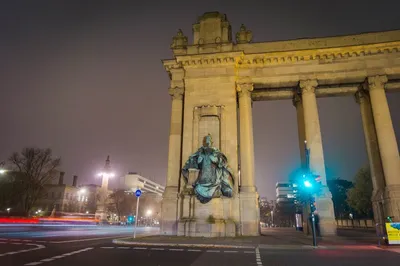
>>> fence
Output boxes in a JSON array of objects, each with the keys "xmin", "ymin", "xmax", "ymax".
[{"xmin": 336, "ymin": 219, "xmax": 375, "ymax": 229}]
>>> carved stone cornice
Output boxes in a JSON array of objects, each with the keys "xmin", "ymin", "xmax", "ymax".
[
  {"xmin": 299, "ymin": 80, "xmax": 318, "ymax": 95},
  {"xmin": 236, "ymin": 41, "xmax": 400, "ymax": 66},
  {"xmin": 168, "ymin": 87, "xmax": 184, "ymax": 100},
  {"xmin": 367, "ymin": 75, "xmax": 388, "ymax": 91},
  {"xmin": 236, "ymin": 82, "xmax": 254, "ymax": 98}
]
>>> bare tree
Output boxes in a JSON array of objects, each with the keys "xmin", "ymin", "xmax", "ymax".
[{"xmin": 8, "ymin": 148, "xmax": 61, "ymax": 216}]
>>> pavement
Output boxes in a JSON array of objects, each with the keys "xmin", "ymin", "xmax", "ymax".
[{"xmin": 0, "ymin": 225, "xmax": 399, "ymax": 266}]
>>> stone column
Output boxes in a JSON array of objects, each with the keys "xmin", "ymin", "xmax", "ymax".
[
  {"xmin": 237, "ymin": 82, "xmax": 255, "ymax": 191},
  {"xmin": 299, "ymin": 79, "xmax": 336, "ymax": 236},
  {"xmin": 293, "ymin": 93, "xmax": 307, "ymax": 169},
  {"xmin": 236, "ymin": 81, "xmax": 259, "ymax": 236},
  {"xmin": 355, "ymin": 88, "xmax": 386, "ymax": 225},
  {"xmin": 161, "ymin": 86, "xmax": 184, "ymax": 235},
  {"xmin": 367, "ymin": 75, "xmax": 400, "ymax": 221}
]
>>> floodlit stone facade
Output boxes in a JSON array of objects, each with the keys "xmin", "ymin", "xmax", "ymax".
[{"xmin": 161, "ymin": 11, "xmax": 400, "ymax": 236}]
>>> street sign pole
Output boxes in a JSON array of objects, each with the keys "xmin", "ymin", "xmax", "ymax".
[{"xmin": 133, "ymin": 189, "xmax": 142, "ymax": 239}]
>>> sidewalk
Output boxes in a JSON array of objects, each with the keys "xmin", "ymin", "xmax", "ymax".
[{"xmin": 113, "ymin": 227, "xmax": 385, "ymax": 249}]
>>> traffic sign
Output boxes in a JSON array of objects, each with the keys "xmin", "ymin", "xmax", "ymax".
[{"xmin": 135, "ymin": 189, "xmax": 142, "ymax": 197}]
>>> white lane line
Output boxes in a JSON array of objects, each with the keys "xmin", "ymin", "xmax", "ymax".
[
  {"xmin": 188, "ymin": 249, "xmax": 202, "ymax": 252},
  {"xmin": 24, "ymin": 247, "xmax": 93, "ymax": 265},
  {"xmin": 244, "ymin": 251, "xmax": 255, "ymax": 254},
  {"xmin": 224, "ymin": 250, "xmax": 238, "ymax": 253},
  {"xmin": 0, "ymin": 243, "xmax": 45, "ymax": 257},
  {"xmin": 206, "ymin": 250, "xmax": 220, "ymax": 253},
  {"xmin": 150, "ymin": 248, "xmax": 164, "ymax": 250},
  {"xmin": 255, "ymin": 247, "xmax": 263, "ymax": 266},
  {"xmin": 133, "ymin": 247, "xmax": 147, "ymax": 250},
  {"xmin": 50, "ymin": 236, "xmax": 126, "ymax": 244},
  {"xmin": 23, "ymin": 240, "xmax": 32, "ymax": 242},
  {"xmin": 101, "ymin": 247, "xmax": 115, "ymax": 249},
  {"xmin": 117, "ymin": 247, "xmax": 130, "ymax": 249},
  {"xmin": 169, "ymin": 248, "xmax": 184, "ymax": 251},
  {"xmin": 40, "ymin": 259, "xmax": 54, "ymax": 262}
]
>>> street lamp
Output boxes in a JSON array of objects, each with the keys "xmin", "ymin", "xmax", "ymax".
[
  {"xmin": 146, "ymin": 210, "xmax": 152, "ymax": 216},
  {"xmin": 6, "ymin": 208, "xmax": 11, "ymax": 215}
]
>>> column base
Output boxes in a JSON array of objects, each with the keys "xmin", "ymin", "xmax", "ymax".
[
  {"xmin": 315, "ymin": 188, "xmax": 337, "ymax": 236},
  {"xmin": 383, "ymin": 185, "xmax": 400, "ymax": 222},
  {"xmin": 160, "ymin": 186, "xmax": 179, "ymax": 235},
  {"xmin": 239, "ymin": 189, "xmax": 260, "ymax": 236}
]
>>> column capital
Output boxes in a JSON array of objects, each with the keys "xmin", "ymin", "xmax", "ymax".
[
  {"xmin": 292, "ymin": 93, "xmax": 302, "ymax": 107},
  {"xmin": 367, "ymin": 75, "xmax": 388, "ymax": 91},
  {"xmin": 236, "ymin": 82, "xmax": 254, "ymax": 98},
  {"xmin": 168, "ymin": 87, "xmax": 184, "ymax": 100},
  {"xmin": 354, "ymin": 89, "xmax": 369, "ymax": 104},
  {"xmin": 299, "ymin": 79, "xmax": 318, "ymax": 94}
]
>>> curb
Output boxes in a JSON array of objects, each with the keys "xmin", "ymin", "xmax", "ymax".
[{"xmin": 112, "ymin": 239, "xmax": 256, "ymax": 249}]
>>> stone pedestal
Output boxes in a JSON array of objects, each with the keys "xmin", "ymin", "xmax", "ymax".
[
  {"xmin": 316, "ymin": 187, "xmax": 337, "ymax": 236},
  {"xmin": 177, "ymin": 196, "xmax": 236, "ymax": 237},
  {"xmin": 239, "ymin": 190, "xmax": 260, "ymax": 236},
  {"xmin": 160, "ymin": 187, "xmax": 179, "ymax": 235}
]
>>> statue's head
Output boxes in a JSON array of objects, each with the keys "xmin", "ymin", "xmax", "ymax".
[{"xmin": 202, "ymin": 134, "xmax": 213, "ymax": 148}]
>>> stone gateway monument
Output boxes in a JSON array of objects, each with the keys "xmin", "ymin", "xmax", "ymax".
[{"xmin": 161, "ymin": 11, "xmax": 400, "ymax": 237}]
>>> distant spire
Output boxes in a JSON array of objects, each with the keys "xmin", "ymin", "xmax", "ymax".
[{"xmin": 104, "ymin": 155, "xmax": 110, "ymax": 171}]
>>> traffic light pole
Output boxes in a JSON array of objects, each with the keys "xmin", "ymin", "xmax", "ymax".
[{"xmin": 305, "ymin": 141, "xmax": 317, "ymax": 247}]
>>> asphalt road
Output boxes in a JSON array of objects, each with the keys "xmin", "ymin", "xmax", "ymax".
[{"xmin": 0, "ymin": 226, "xmax": 399, "ymax": 266}]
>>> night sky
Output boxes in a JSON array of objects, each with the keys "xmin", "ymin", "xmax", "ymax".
[{"xmin": 1, "ymin": 1, "xmax": 399, "ymax": 200}]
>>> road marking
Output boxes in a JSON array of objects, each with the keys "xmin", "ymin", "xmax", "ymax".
[
  {"xmin": 0, "ymin": 243, "xmax": 45, "ymax": 257},
  {"xmin": 117, "ymin": 247, "xmax": 130, "ymax": 249},
  {"xmin": 49, "ymin": 236, "xmax": 126, "ymax": 244},
  {"xmin": 188, "ymin": 249, "xmax": 201, "ymax": 252},
  {"xmin": 133, "ymin": 247, "xmax": 147, "ymax": 250},
  {"xmin": 36, "ymin": 241, "xmax": 47, "ymax": 243},
  {"xmin": 224, "ymin": 250, "xmax": 238, "ymax": 253},
  {"xmin": 25, "ymin": 262, "xmax": 43, "ymax": 266},
  {"xmin": 255, "ymin": 247, "xmax": 263, "ymax": 266},
  {"xmin": 101, "ymin": 247, "xmax": 115, "ymax": 249},
  {"xmin": 244, "ymin": 251, "xmax": 255, "ymax": 254},
  {"xmin": 169, "ymin": 248, "xmax": 184, "ymax": 251},
  {"xmin": 40, "ymin": 259, "xmax": 54, "ymax": 262},
  {"xmin": 206, "ymin": 250, "xmax": 220, "ymax": 253},
  {"xmin": 150, "ymin": 248, "xmax": 165, "ymax": 250},
  {"xmin": 24, "ymin": 247, "xmax": 93, "ymax": 265}
]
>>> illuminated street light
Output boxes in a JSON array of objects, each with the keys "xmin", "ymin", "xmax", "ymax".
[
  {"xmin": 0, "ymin": 169, "xmax": 6, "ymax": 174},
  {"xmin": 146, "ymin": 210, "xmax": 152, "ymax": 216},
  {"xmin": 79, "ymin": 188, "xmax": 86, "ymax": 194},
  {"xmin": 304, "ymin": 180, "xmax": 312, "ymax": 188}
]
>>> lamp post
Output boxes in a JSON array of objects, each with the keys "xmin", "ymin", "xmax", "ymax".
[{"xmin": 6, "ymin": 208, "xmax": 11, "ymax": 216}]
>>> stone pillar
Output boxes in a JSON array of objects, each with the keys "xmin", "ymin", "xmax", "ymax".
[
  {"xmin": 236, "ymin": 81, "xmax": 259, "ymax": 236},
  {"xmin": 237, "ymin": 82, "xmax": 255, "ymax": 191},
  {"xmin": 355, "ymin": 89, "xmax": 386, "ymax": 225},
  {"xmin": 161, "ymin": 86, "xmax": 184, "ymax": 235},
  {"xmin": 293, "ymin": 93, "xmax": 307, "ymax": 169},
  {"xmin": 299, "ymin": 79, "xmax": 336, "ymax": 236},
  {"xmin": 367, "ymin": 75, "xmax": 400, "ymax": 221}
]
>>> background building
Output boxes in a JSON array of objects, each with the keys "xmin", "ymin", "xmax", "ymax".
[{"xmin": 34, "ymin": 172, "xmax": 87, "ymax": 215}]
